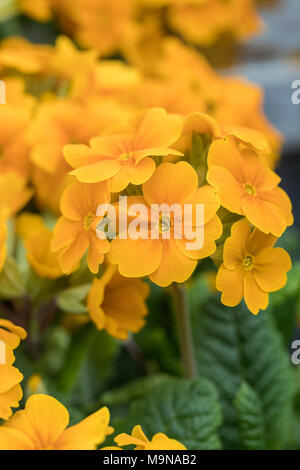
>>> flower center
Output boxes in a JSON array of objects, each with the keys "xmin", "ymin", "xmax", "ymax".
[
  {"xmin": 84, "ymin": 212, "xmax": 94, "ymax": 231},
  {"xmin": 119, "ymin": 152, "xmax": 134, "ymax": 162},
  {"xmin": 244, "ymin": 182, "xmax": 257, "ymax": 196},
  {"xmin": 159, "ymin": 214, "xmax": 172, "ymax": 233},
  {"xmin": 242, "ymin": 255, "xmax": 254, "ymax": 271}
]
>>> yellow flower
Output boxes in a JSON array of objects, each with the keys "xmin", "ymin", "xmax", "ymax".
[
  {"xmin": 18, "ymin": 0, "xmax": 55, "ymax": 22},
  {"xmin": 0, "ymin": 394, "xmax": 113, "ymax": 450},
  {"xmin": 51, "ymin": 180, "xmax": 110, "ymax": 274},
  {"xmin": 207, "ymin": 138, "xmax": 293, "ymax": 237},
  {"xmin": 87, "ymin": 264, "xmax": 149, "ymax": 340},
  {"xmin": 0, "ymin": 319, "xmax": 27, "ymax": 420},
  {"xmin": 64, "ymin": 107, "xmax": 183, "ymax": 192},
  {"xmin": 0, "ymin": 104, "xmax": 31, "ymax": 178},
  {"xmin": 68, "ymin": 0, "xmax": 135, "ymax": 55},
  {"xmin": 0, "ymin": 37, "xmax": 52, "ymax": 74},
  {"xmin": 28, "ymin": 97, "xmax": 128, "ymax": 213},
  {"xmin": 113, "ymin": 425, "xmax": 187, "ymax": 450},
  {"xmin": 17, "ymin": 213, "xmax": 65, "ymax": 279},
  {"xmin": 109, "ymin": 162, "xmax": 222, "ymax": 287},
  {"xmin": 216, "ymin": 219, "xmax": 292, "ymax": 315},
  {"xmin": 0, "ymin": 172, "xmax": 33, "ymax": 271},
  {"xmin": 167, "ymin": 0, "xmax": 262, "ymax": 47}
]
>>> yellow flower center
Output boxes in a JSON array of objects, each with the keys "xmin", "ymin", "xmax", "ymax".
[
  {"xmin": 244, "ymin": 182, "xmax": 257, "ymax": 196},
  {"xmin": 119, "ymin": 152, "xmax": 134, "ymax": 162},
  {"xmin": 84, "ymin": 212, "xmax": 94, "ymax": 231},
  {"xmin": 242, "ymin": 255, "xmax": 254, "ymax": 271},
  {"xmin": 158, "ymin": 214, "xmax": 172, "ymax": 233}
]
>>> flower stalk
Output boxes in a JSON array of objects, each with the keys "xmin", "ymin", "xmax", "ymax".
[{"xmin": 172, "ymin": 283, "xmax": 197, "ymax": 379}]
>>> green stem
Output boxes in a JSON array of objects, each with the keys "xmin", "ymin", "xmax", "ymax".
[{"xmin": 172, "ymin": 283, "xmax": 197, "ymax": 379}]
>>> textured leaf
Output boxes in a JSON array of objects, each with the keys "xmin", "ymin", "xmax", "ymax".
[
  {"xmin": 117, "ymin": 377, "xmax": 222, "ymax": 450},
  {"xmin": 234, "ymin": 382, "xmax": 264, "ymax": 450},
  {"xmin": 188, "ymin": 284, "xmax": 294, "ymax": 449}
]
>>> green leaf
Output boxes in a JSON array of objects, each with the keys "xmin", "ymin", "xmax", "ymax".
[
  {"xmin": 101, "ymin": 374, "xmax": 171, "ymax": 406},
  {"xmin": 234, "ymin": 382, "xmax": 264, "ymax": 450},
  {"xmin": 0, "ymin": 255, "xmax": 25, "ymax": 299},
  {"xmin": 269, "ymin": 262, "xmax": 300, "ymax": 345},
  {"xmin": 57, "ymin": 284, "xmax": 91, "ymax": 314},
  {"xmin": 117, "ymin": 377, "xmax": 222, "ymax": 450},
  {"xmin": 56, "ymin": 323, "xmax": 96, "ymax": 393},
  {"xmin": 188, "ymin": 288, "xmax": 294, "ymax": 449}
]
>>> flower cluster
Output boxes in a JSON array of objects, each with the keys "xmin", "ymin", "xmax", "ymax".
[{"xmin": 18, "ymin": 0, "xmax": 262, "ymax": 55}]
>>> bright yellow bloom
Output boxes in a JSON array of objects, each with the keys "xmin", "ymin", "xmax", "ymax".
[
  {"xmin": 28, "ymin": 98, "xmax": 128, "ymax": 213},
  {"xmin": 87, "ymin": 264, "xmax": 149, "ymax": 340},
  {"xmin": 207, "ymin": 138, "xmax": 293, "ymax": 236},
  {"xmin": 68, "ymin": 0, "xmax": 135, "ymax": 55},
  {"xmin": 167, "ymin": 0, "xmax": 262, "ymax": 47},
  {"xmin": 64, "ymin": 108, "xmax": 183, "ymax": 192},
  {"xmin": 18, "ymin": 0, "xmax": 55, "ymax": 22},
  {"xmin": 0, "ymin": 319, "xmax": 27, "ymax": 420},
  {"xmin": 109, "ymin": 162, "xmax": 222, "ymax": 287},
  {"xmin": 17, "ymin": 213, "xmax": 64, "ymax": 279},
  {"xmin": 114, "ymin": 425, "xmax": 187, "ymax": 450},
  {"xmin": 51, "ymin": 180, "xmax": 110, "ymax": 274},
  {"xmin": 4, "ymin": 77, "xmax": 36, "ymax": 111},
  {"xmin": 0, "ymin": 172, "xmax": 32, "ymax": 216},
  {"xmin": 216, "ymin": 219, "xmax": 292, "ymax": 315},
  {"xmin": 0, "ymin": 104, "xmax": 31, "ymax": 178},
  {"xmin": 0, "ymin": 37, "xmax": 52, "ymax": 74},
  {"xmin": 0, "ymin": 394, "xmax": 113, "ymax": 450},
  {"xmin": 0, "ymin": 172, "xmax": 32, "ymax": 271}
]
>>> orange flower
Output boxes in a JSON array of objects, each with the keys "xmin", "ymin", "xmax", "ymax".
[
  {"xmin": 206, "ymin": 138, "xmax": 293, "ymax": 236},
  {"xmin": 0, "ymin": 171, "xmax": 33, "ymax": 271},
  {"xmin": 28, "ymin": 98, "xmax": 129, "ymax": 213},
  {"xmin": 167, "ymin": 0, "xmax": 262, "ymax": 47},
  {"xmin": 113, "ymin": 425, "xmax": 186, "ymax": 450},
  {"xmin": 0, "ymin": 104, "xmax": 31, "ymax": 178},
  {"xmin": 0, "ymin": 394, "xmax": 113, "ymax": 450},
  {"xmin": 0, "ymin": 37, "xmax": 52, "ymax": 74},
  {"xmin": 216, "ymin": 219, "xmax": 292, "ymax": 315},
  {"xmin": 51, "ymin": 180, "xmax": 110, "ymax": 274},
  {"xmin": 18, "ymin": 0, "xmax": 56, "ymax": 22},
  {"xmin": 64, "ymin": 108, "xmax": 183, "ymax": 192},
  {"xmin": 87, "ymin": 264, "xmax": 149, "ymax": 340},
  {"xmin": 0, "ymin": 319, "xmax": 27, "ymax": 420},
  {"xmin": 17, "ymin": 213, "xmax": 65, "ymax": 279},
  {"xmin": 68, "ymin": 0, "xmax": 134, "ymax": 55},
  {"xmin": 109, "ymin": 162, "xmax": 222, "ymax": 287}
]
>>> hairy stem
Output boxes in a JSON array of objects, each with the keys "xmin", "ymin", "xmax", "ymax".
[{"xmin": 172, "ymin": 283, "xmax": 197, "ymax": 379}]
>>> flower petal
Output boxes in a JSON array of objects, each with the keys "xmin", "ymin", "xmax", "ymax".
[
  {"xmin": 253, "ymin": 247, "xmax": 291, "ymax": 293},
  {"xmin": 150, "ymin": 238, "xmax": 197, "ymax": 287},
  {"xmin": 243, "ymin": 271, "xmax": 269, "ymax": 315},
  {"xmin": 109, "ymin": 238, "xmax": 162, "ymax": 278},
  {"xmin": 216, "ymin": 264, "xmax": 244, "ymax": 307},
  {"xmin": 143, "ymin": 162, "xmax": 198, "ymax": 206}
]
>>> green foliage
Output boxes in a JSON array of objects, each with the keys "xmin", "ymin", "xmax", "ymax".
[
  {"xmin": 0, "ymin": 255, "xmax": 25, "ymax": 299},
  {"xmin": 269, "ymin": 262, "xmax": 300, "ymax": 346},
  {"xmin": 57, "ymin": 284, "xmax": 90, "ymax": 314},
  {"xmin": 234, "ymin": 382, "xmax": 264, "ymax": 450},
  {"xmin": 56, "ymin": 323, "xmax": 97, "ymax": 393},
  {"xmin": 116, "ymin": 377, "xmax": 222, "ymax": 450},
  {"xmin": 188, "ymin": 279, "xmax": 295, "ymax": 449}
]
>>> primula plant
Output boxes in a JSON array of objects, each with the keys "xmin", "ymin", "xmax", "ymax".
[{"xmin": 0, "ymin": 0, "xmax": 299, "ymax": 452}]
